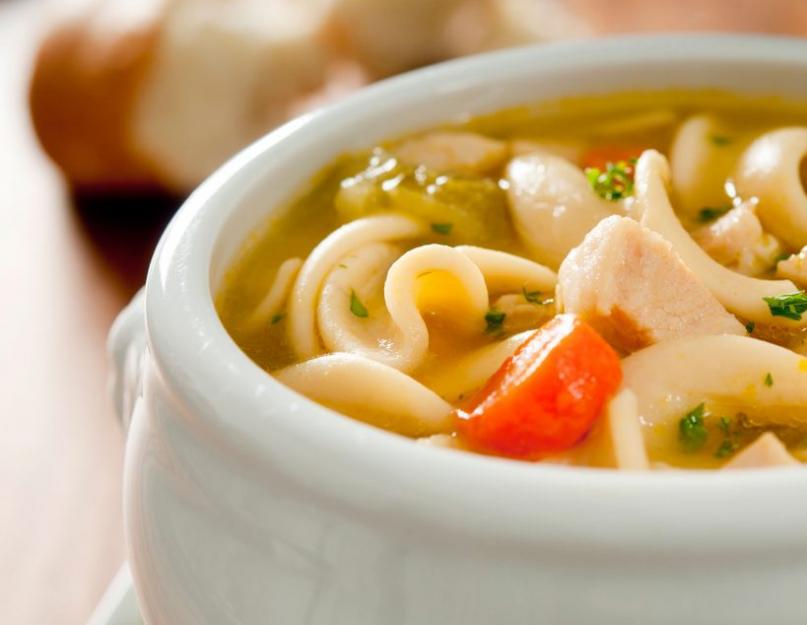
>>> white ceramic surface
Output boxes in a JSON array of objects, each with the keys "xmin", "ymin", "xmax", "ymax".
[
  {"xmin": 110, "ymin": 35, "xmax": 807, "ymax": 625},
  {"xmin": 87, "ymin": 565, "xmax": 142, "ymax": 625}
]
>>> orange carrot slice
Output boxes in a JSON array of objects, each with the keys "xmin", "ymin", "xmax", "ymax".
[
  {"xmin": 581, "ymin": 144, "xmax": 645, "ymax": 171},
  {"xmin": 456, "ymin": 314, "xmax": 622, "ymax": 459}
]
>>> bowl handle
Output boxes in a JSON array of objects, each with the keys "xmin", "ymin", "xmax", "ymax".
[{"xmin": 107, "ymin": 288, "xmax": 147, "ymax": 434}]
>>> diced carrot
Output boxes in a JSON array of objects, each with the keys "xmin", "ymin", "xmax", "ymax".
[
  {"xmin": 456, "ymin": 314, "xmax": 622, "ymax": 459},
  {"xmin": 580, "ymin": 144, "xmax": 645, "ymax": 171}
]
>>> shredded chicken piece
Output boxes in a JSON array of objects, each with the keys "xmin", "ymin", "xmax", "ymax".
[
  {"xmin": 394, "ymin": 131, "xmax": 508, "ymax": 174},
  {"xmin": 693, "ymin": 203, "xmax": 762, "ymax": 265},
  {"xmin": 723, "ymin": 432, "xmax": 799, "ymax": 469},
  {"xmin": 558, "ymin": 215, "xmax": 743, "ymax": 353},
  {"xmin": 776, "ymin": 246, "xmax": 807, "ymax": 287},
  {"xmin": 693, "ymin": 202, "xmax": 784, "ymax": 276}
]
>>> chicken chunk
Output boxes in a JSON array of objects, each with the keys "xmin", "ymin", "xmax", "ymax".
[
  {"xmin": 693, "ymin": 202, "xmax": 783, "ymax": 276},
  {"xmin": 693, "ymin": 203, "xmax": 762, "ymax": 265},
  {"xmin": 394, "ymin": 131, "xmax": 508, "ymax": 174},
  {"xmin": 776, "ymin": 246, "xmax": 807, "ymax": 288},
  {"xmin": 558, "ymin": 216, "xmax": 743, "ymax": 353},
  {"xmin": 723, "ymin": 432, "xmax": 798, "ymax": 469}
]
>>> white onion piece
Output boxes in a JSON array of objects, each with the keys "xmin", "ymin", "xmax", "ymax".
[
  {"xmin": 620, "ymin": 334, "xmax": 807, "ymax": 429},
  {"xmin": 275, "ymin": 353, "xmax": 453, "ymax": 436},
  {"xmin": 288, "ymin": 215, "xmax": 426, "ymax": 360},
  {"xmin": 635, "ymin": 150, "xmax": 802, "ymax": 326},
  {"xmin": 734, "ymin": 127, "xmax": 807, "ymax": 249}
]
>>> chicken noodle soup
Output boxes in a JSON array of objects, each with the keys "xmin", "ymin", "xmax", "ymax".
[{"xmin": 217, "ymin": 90, "xmax": 807, "ymax": 470}]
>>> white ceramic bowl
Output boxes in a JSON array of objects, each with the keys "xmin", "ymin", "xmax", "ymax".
[{"xmin": 110, "ymin": 35, "xmax": 807, "ymax": 625}]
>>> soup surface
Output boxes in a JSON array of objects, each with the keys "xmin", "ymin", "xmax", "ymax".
[{"xmin": 217, "ymin": 90, "xmax": 807, "ymax": 470}]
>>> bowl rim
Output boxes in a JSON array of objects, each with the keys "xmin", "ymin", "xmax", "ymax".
[{"xmin": 143, "ymin": 33, "xmax": 807, "ymax": 550}]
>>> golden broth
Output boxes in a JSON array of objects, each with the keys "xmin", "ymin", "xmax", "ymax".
[{"xmin": 216, "ymin": 90, "xmax": 807, "ymax": 468}]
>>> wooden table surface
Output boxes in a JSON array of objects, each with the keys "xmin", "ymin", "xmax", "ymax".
[
  {"xmin": 1, "ymin": 3, "xmax": 176, "ymax": 623},
  {"xmin": 4, "ymin": 1, "xmax": 807, "ymax": 623}
]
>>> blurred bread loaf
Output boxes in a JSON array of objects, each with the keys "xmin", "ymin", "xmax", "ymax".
[{"xmin": 30, "ymin": 0, "xmax": 588, "ymax": 195}]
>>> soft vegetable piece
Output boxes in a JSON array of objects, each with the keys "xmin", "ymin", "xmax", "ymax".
[
  {"xmin": 334, "ymin": 149, "xmax": 511, "ymax": 244},
  {"xmin": 456, "ymin": 314, "xmax": 622, "ymax": 459}
]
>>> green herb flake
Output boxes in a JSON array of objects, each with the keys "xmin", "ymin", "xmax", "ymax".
[
  {"xmin": 763, "ymin": 291, "xmax": 807, "ymax": 321},
  {"xmin": 715, "ymin": 439, "xmax": 738, "ymax": 459},
  {"xmin": 745, "ymin": 321, "xmax": 755, "ymax": 334},
  {"xmin": 350, "ymin": 290, "xmax": 369, "ymax": 318},
  {"xmin": 270, "ymin": 313, "xmax": 284, "ymax": 325},
  {"xmin": 522, "ymin": 287, "xmax": 544, "ymax": 304},
  {"xmin": 697, "ymin": 205, "xmax": 732, "ymax": 223},
  {"xmin": 484, "ymin": 309, "xmax": 506, "ymax": 334},
  {"xmin": 764, "ymin": 372, "xmax": 774, "ymax": 387},
  {"xmin": 775, "ymin": 252, "xmax": 792, "ymax": 263},
  {"xmin": 679, "ymin": 403, "xmax": 708, "ymax": 452},
  {"xmin": 710, "ymin": 134, "xmax": 733, "ymax": 146},
  {"xmin": 585, "ymin": 160, "xmax": 635, "ymax": 201},
  {"xmin": 714, "ymin": 416, "xmax": 739, "ymax": 459},
  {"xmin": 338, "ymin": 263, "xmax": 348, "ymax": 269},
  {"xmin": 431, "ymin": 222, "xmax": 453, "ymax": 235}
]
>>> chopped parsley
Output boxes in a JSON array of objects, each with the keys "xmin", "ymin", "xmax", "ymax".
[
  {"xmin": 775, "ymin": 252, "xmax": 792, "ymax": 263},
  {"xmin": 350, "ymin": 290, "xmax": 369, "ymax": 318},
  {"xmin": 337, "ymin": 263, "xmax": 347, "ymax": 269},
  {"xmin": 763, "ymin": 291, "xmax": 807, "ymax": 321},
  {"xmin": 270, "ymin": 313, "xmax": 284, "ymax": 325},
  {"xmin": 710, "ymin": 134, "xmax": 733, "ymax": 146},
  {"xmin": 431, "ymin": 222, "xmax": 453, "ymax": 235},
  {"xmin": 745, "ymin": 321, "xmax": 755, "ymax": 334},
  {"xmin": 764, "ymin": 372, "xmax": 774, "ymax": 387},
  {"xmin": 679, "ymin": 403, "xmax": 708, "ymax": 452},
  {"xmin": 521, "ymin": 287, "xmax": 554, "ymax": 306},
  {"xmin": 585, "ymin": 159, "xmax": 635, "ymax": 201},
  {"xmin": 484, "ymin": 309, "xmax": 506, "ymax": 334},
  {"xmin": 697, "ymin": 205, "xmax": 731, "ymax": 223},
  {"xmin": 715, "ymin": 439, "xmax": 738, "ymax": 459},
  {"xmin": 714, "ymin": 415, "xmax": 739, "ymax": 459}
]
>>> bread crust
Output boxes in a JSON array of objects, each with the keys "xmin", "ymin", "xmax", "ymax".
[{"xmin": 29, "ymin": 13, "xmax": 163, "ymax": 192}]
